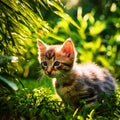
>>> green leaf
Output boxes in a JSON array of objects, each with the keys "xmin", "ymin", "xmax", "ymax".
[
  {"xmin": 54, "ymin": 11, "xmax": 80, "ymax": 30},
  {"xmin": 0, "ymin": 76, "xmax": 18, "ymax": 91},
  {"xmin": 89, "ymin": 21, "xmax": 106, "ymax": 36},
  {"xmin": 87, "ymin": 109, "xmax": 95, "ymax": 120},
  {"xmin": 47, "ymin": 0, "xmax": 63, "ymax": 12}
]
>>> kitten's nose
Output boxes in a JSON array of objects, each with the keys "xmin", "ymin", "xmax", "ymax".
[
  {"xmin": 46, "ymin": 68, "xmax": 52, "ymax": 75},
  {"xmin": 47, "ymin": 70, "xmax": 51, "ymax": 75}
]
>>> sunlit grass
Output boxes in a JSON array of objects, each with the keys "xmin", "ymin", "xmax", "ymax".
[
  {"xmin": 0, "ymin": 0, "xmax": 120, "ymax": 119},
  {"xmin": 1, "ymin": 78, "xmax": 120, "ymax": 119},
  {"xmin": 17, "ymin": 76, "xmax": 55, "ymax": 93}
]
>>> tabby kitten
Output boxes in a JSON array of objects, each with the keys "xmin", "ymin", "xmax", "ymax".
[{"xmin": 37, "ymin": 38, "xmax": 116, "ymax": 107}]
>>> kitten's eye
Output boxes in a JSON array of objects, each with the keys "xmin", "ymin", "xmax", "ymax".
[
  {"xmin": 54, "ymin": 61, "xmax": 60, "ymax": 67},
  {"xmin": 42, "ymin": 61, "xmax": 48, "ymax": 67}
]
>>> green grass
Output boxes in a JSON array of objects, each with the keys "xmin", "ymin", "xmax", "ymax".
[
  {"xmin": 17, "ymin": 79, "xmax": 42, "ymax": 90},
  {"xmin": 0, "ymin": 0, "xmax": 120, "ymax": 119},
  {"xmin": 17, "ymin": 76, "xmax": 55, "ymax": 93},
  {"xmin": 1, "ymin": 76, "xmax": 120, "ymax": 120},
  {"xmin": 0, "ymin": 77, "xmax": 117, "ymax": 120},
  {"xmin": 0, "ymin": 72, "xmax": 119, "ymax": 120}
]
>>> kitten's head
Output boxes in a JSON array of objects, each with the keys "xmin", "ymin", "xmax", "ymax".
[{"xmin": 37, "ymin": 38, "xmax": 76, "ymax": 78}]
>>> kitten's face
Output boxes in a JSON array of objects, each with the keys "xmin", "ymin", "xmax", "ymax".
[{"xmin": 37, "ymin": 38, "xmax": 75, "ymax": 78}]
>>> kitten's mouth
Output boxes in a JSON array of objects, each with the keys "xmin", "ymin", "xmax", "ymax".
[
  {"xmin": 45, "ymin": 72, "xmax": 54, "ymax": 78},
  {"xmin": 45, "ymin": 71, "xmax": 60, "ymax": 78},
  {"xmin": 46, "ymin": 73, "xmax": 52, "ymax": 77}
]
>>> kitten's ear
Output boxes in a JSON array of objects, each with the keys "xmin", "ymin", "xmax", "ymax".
[
  {"xmin": 37, "ymin": 39, "xmax": 47, "ymax": 52},
  {"xmin": 61, "ymin": 38, "xmax": 74, "ymax": 57}
]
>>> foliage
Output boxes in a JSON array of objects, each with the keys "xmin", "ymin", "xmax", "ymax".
[
  {"xmin": 0, "ymin": 86, "xmax": 120, "ymax": 120},
  {"xmin": 0, "ymin": 0, "xmax": 120, "ymax": 119},
  {"xmin": 0, "ymin": 75, "xmax": 18, "ymax": 92},
  {"xmin": 0, "ymin": 0, "xmax": 42, "ymax": 80}
]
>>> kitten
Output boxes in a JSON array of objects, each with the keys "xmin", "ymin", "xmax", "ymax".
[{"xmin": 37, "ymin": 38, "xmax": 117, "ymax": 107}]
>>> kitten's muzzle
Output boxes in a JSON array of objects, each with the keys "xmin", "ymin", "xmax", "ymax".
[
  {"xmin": 46, "ymin": 70, "xmax": 52, "ymax": 75},
  {"xmin": 46, "ymin": 67, "xmax": 53, "ymax": 75}
]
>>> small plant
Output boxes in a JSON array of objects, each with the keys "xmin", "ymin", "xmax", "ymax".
[{"xmin": 0, "ymin": 86, "xmax": 120, "ymax": 120}]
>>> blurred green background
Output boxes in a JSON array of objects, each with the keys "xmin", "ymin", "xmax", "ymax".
[{"xmin": 0, "ymin": 0, "xmax": 120, "ymax": 119}]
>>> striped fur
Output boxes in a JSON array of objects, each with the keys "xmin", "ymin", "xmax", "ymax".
[{"xmin": 37, "ymin": 38, "xmax": 117, "ymax": 107}]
